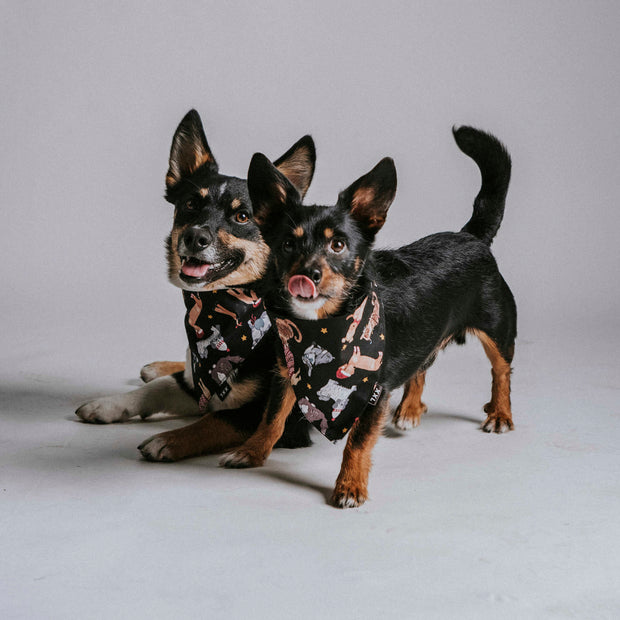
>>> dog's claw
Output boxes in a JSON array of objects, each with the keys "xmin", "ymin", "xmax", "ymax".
[{"xmin": 482, "ymin": 413, "xmax": 514, "ymax": 433}]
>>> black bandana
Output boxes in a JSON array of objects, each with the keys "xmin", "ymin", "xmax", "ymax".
[
  {"xmin": 271, "ymin": 283, "xmax": 385, "ymax": 442},
  {"xmin": 183, "ymin": 288, "xmax": 271, "ymax": 411}
]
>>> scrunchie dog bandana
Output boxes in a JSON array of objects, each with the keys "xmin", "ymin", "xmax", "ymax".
[
  {"xmin": 271, "ymin": 283, "xmax": 385, "ymax": 442},
  {"xmin": 183, "ymin": 288, "xmax": 271, "ymax": 411}
]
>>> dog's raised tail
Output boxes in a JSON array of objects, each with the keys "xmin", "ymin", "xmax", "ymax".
[{"xmin": 453, "ymin": 126, "xmax": 511, "ymax": 246}]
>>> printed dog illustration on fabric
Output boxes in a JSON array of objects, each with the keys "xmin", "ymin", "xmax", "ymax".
[
  {"xmin": 219, "ymin": 126, "xmax": 516, "ymax": 508},
  {"xmin": 75, "ymin": 109, "xmax": 316, "ymax": 459}
]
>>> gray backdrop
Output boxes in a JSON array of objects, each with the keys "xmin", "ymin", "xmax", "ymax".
[{"xmin": 2, "ymin": 1, "xmax": 619, "ymax": 358}]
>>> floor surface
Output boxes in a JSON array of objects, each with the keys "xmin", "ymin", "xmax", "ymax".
[{"xmin": 1, "ymin": 324, "xmax": 619, "ymax": 619}]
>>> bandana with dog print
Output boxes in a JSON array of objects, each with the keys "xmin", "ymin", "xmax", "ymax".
[
  {"xmin": 271, "ymin": 283, "xmax": 385, "ymax": 442},
  {"xmin": 183, "ymin": 288, "xmax": 271, "ymax": 411}
]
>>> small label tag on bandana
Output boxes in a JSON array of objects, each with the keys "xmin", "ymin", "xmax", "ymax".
[
  {"xmin": 368, "ymin": 382, "xmax": 383, "ymax": 406},
  {"xmin": 271, "ymin": 282, "xmax": 385, "ymax": 442},
  {"xmin": 183, "ymin": 288, "xmax": 270, "ymax": 412}
]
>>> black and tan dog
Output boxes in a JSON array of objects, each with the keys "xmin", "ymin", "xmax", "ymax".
[
  {"xmin": 219, "ymin": 126, "xmax": 516, "ymax": 508},
  {"xmin": 76, "ymin": 110, "xmax": 315, "ymax": 458}
]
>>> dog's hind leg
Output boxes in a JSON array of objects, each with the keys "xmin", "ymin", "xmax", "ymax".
[
  {"xmin": 471, "ymin": 329, "xmax": 514, "ymax": 433},
  {"xmin": 140, "ymin": 361, "xmax": 185, "ymax": 383},
  {"xmin": 392, "ymin": 372, "xmax": 427, "ymax": 430}
]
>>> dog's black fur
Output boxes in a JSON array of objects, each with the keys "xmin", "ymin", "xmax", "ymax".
[
  {"xmin": 163, "ymin": 110, "xmax": 318, "ymax": 449},
  {"xmin": 77, "ymin": 109, "xmax": 314, "ymax": 453},
  {"xmin": 220, "ymin": 126, "xmax": 516, "ymax": 507}
]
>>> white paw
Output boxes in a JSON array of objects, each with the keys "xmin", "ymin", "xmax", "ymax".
[
  {"xmin": 393, "ymin": 417, "xmax": 416, "ymax": 431},
  {"xmin": 140, "ymin": 364, "xmax": 160, "ymax": 383},
  {"xmin": 138, "ymin": 435, "xmax": 175, "ymax": 462},
  {"xmin": 330, "ymin": 489, "xmax": 367, "ymax": 508},
  {"xmin": 75, "ymin": 396, "xmax": 134, "ymax": 424},
  {"xmin": 219, "ymin": 450, "xmax": 254, "ymax": 469}
]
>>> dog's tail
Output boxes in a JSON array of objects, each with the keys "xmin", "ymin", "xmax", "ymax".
[{"xmin": 454, "ymin": 126, "xmax": 512, "ymax": 246}]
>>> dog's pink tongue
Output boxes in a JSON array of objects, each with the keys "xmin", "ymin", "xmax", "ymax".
[
  {"xmin": 288, "ymin": 275, "xmax": 317, "ymax": 299},
  {"xmin": 182, "ymin": 261, "xmax": 210, "ymax": 278}
]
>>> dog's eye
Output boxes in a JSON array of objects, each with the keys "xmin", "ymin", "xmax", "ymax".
[
  {"xmin": 282, "ymin": 239, "xmax": 294, "ymax": 253},
  {"xmin": 235, "ymin": 211, "xmax": 250, "ymax": 224},
  {"xmin": 329, "ymin": 238, "xmax": 346, "ymax": 254}
]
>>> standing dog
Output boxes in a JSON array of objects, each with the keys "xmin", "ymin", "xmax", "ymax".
[
  {"xmin": 219, "ymin": 126, "xmax": 516, "ymax": 508},
  {"xmin": 76, "ymin": 110, "xmax": 316, "ymax": 458}
]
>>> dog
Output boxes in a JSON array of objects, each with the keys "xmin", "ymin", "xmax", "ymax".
[
  {"xmin": 75, "ymin": 109, "xmax": 316, "ymax": 459},
  {"xmin": 219, "ymin": 126, "xmax": 516, "ymax": 508}
]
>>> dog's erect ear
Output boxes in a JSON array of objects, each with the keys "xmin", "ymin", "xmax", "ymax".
[
  {"xmin": 338, "ymin": 158, "xmax": 397, "ymax": 235},
  {"xmin": 273, "ymin": 135, "xmax": 316, "ymax": 200},
  {"xmin": 166, "ymin": 109, "xmax": 218, "ymax": 189},
  {"xmin": 247, "ymin": 153, "xmax": 301, "ymax": 227}
]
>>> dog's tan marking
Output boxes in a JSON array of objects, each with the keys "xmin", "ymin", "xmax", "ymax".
[
  {"xmin": 199, "ymin": 231, "xmax": 270, "ymax": 290},
  {"xmin": 293, "ymin": 226, "xmax": 305, "ymax": 238},
  {"xmin": 231, "ymin": 198, "xmax": 242, "ymax": 209},
  {"xmin": 323, "ymin": 227, "xmax": 334, "ymax": 239},
  {"xmin": 275, "ymin": 146, "xmax": 314, "ymax": 197},
  {"xmin": 354, "ymin": 257, "xmax": 362, "ymax": 272},
  {"xmin": 208, "ymin": 377, "xmax": 262, "ymax": 411},
  {"xmin": 331, "ymin": 394, "xmax": 389, "ymax": 508},
  {"xmin": 471, "ymin": 329, "xmax": 514, "ymax": 433},
  {"xmin": 199, "ymin": 187, "xmax": 209, "ymax": 198},
  {"xmin": 140, "ymin": 361, "xmax": 185, "ymax": 383},
  {"xmin": 392, "ymin": 372, "xmax": 427, "ymax": 429},
  {"xmin": 316, "ymin": 258, "xmax": 349, "ymax": 318}
]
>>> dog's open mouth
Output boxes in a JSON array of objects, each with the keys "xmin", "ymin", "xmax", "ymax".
[{"xmin": 179, "ymin": 257, "xmax": 233, "ymax": 281}]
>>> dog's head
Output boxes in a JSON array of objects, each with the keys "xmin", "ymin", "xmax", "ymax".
[
  {"xmin": 247, "ymin": 152, "xmax": 397, "ymax": 319},
  {"xmin": 165, "ymin": 110, "xmax": 315, "ymax": 291}
]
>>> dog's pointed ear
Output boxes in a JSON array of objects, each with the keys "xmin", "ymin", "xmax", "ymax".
[
  {"xmin": 273, "ymin": 135, "xmax": 316, "ymax": 200},
  {"xmin": 338, "ymin": 158, "xmax": 397, "ymax": 236},
  {"xmin": 247, "ymin": 153, "xmax": 301, "ymax": 227},
  {"xmin": 166, "ymin": 109, "xmax": 218, "ymax": 189}
]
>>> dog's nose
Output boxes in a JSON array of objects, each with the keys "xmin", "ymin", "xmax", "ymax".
[
  {"xmin": 182, "ymin": 226, "xmax": 213, "ymax": 253},
  {"xmin": 310, "ymin": 268, "xmax": 322, "ymax": 284}
]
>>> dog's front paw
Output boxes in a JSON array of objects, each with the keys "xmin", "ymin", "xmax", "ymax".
[
  {"xmin": 138, "ymin": 434, "xmax": 178, "ymax": 462},
  {"xmin": 219, "ymin": 448, "xmax": 265, "ymax": 469},
  {"xmin": 75, "ymin": 397, "xmax": 134, "ymax": 424},
  {"xmin": 482, "ymin": 410, "xmax": 514, "ymax": 433},
  {"xmin": 392, "ymin": 402, "xmax": 427, "ymax": 430},
  {"xmin": 329, "ymin": 483, "xmax": 368, "ymax": 509}
]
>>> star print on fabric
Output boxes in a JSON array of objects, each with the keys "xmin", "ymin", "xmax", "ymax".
[
  {"xmin": 379, "ymin": 333, "xmax": 385, "ymax": 340},
  {"xmin": 321, "ymin": 327, "xmax": 328, "ymax": 334},
  {"xmin": 362, "ymin": 377, "xmax": 369, "ymax": 382},
  {"xmin": 207, "ymin": 315, "xmax": 213, "ymax": 319},
  {"xmin": 307, "ymin": 383, "xmax": 312, "ymax": 390},
  {"xmin": 241, "ymin": 335, "xmax": 247, "ymax": 341}
]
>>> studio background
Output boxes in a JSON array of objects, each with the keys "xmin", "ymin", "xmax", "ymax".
[{"xmin": 2, "ymin": 2, "xmax": 619, "ymax": 619}]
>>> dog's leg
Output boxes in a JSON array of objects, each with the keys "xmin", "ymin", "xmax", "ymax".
[
  {"xmin": 331, "ymin": 393, "xmax": 390, "ymax": 508},
  {"xmin": 75, "ymin": 374, "xmax": 199, "ymax": 423},
  {"xmin": 219, "ymin": 366, "xmax": 296, "ymax": 468},
  {"xmin": 140, "ymin": 361, "xmax": 185, "ymax": 383},
  {"xmin": 392, "ymin": 372, "xmax": 427, "ymax": 430},
  {"xmin": 472, "ymin": 329, "xmax": 514, "ymax": 433},
  {"xmin": 138, "ymin": 406, "xmax": 258, "ymax": 461}
]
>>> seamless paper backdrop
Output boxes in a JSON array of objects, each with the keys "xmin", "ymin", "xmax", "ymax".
[{"xmin": 1, "ymin": 0, "xmax": 619, "ymax": 353}]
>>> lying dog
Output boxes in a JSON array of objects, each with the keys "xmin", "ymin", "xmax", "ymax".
[
  {"xmin": 76, "ymin": 109, "xmax": 315, "ymax": 458},
  {"xmin": 219, "ymin": 126, "xmax": 516, "ymax": 508}
]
